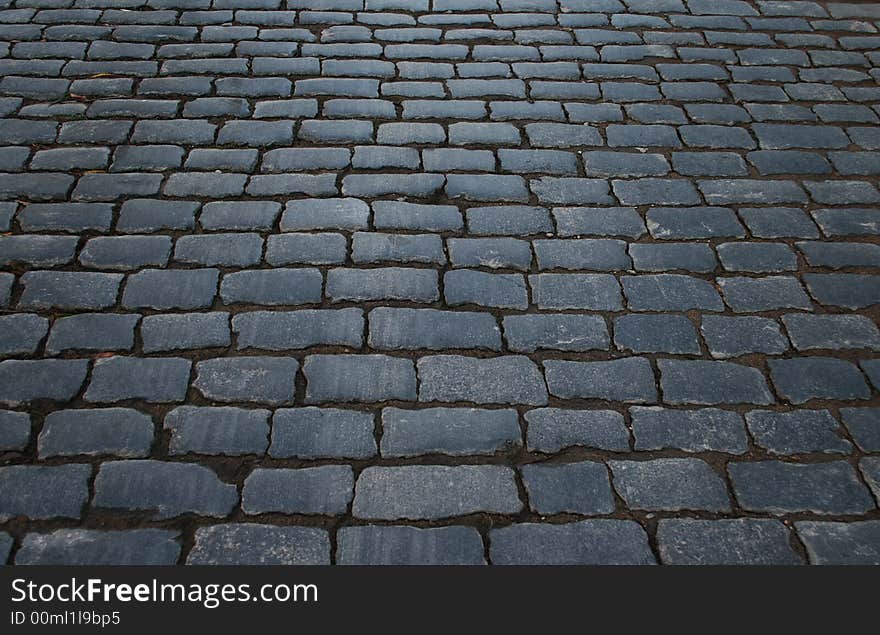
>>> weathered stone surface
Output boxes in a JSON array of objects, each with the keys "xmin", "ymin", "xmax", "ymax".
[
  {"xmin": 353, "ymin": 465, "xmax": 522, "ymax": 519},
  {"xmin": 93, "ymin": 460, "xmax": 238, "ymax": 519},
  {"xmin": 194, "ymin": 357, "xmax": 299, "ymax": 405},
  {"xmin": 304, "ymin": 354, "xmax": 416, "ymax": 403},
  {"xmin": 522, "ymin": 461, "xmax": 615, "ymax": 515},
  {"xmin": 381, "ymin": 407, "xmax": 521, "ymax": 457},
  {"xmin": 187, "ymin": 525, "xmax": 330, "ymax": 565},
  {"xmin": 39, "ymin": 408, "xmax": 154, "ymax": 458},
  {"xmin": 490, "ymin": 521, "xmax": 655, "ymax": 565},
  {"xmin": 270, "ymin": 408, "xmax": 376, "ymax": 459},
  {"xmin": 0, "ymin": 359, "xmax": 89, "ymax": 406},
  {"xmin": 729, "ymin": 461, "xmax": 874, "ymax": 515},
  {"xmin": 16, "ymin": 529, "xmax": 180, "ymax": 565},
  {"xmin": 610, "ymin": 458, "xmax": 730, "ymax": 512},
  {"xmin": 0, "ymin": 464, "xmax": 91, "ymax": 521},
  {"xmin": 544, "ymin": 358, "xmax": 657, "ymax": 403},
  {"xmin": 795, "ymin": 521, "xmax": 880, "ymax": 565},
  {"xmin": 242, "ymin": 466, "xmax": 354, "ymax": 515},
  {"xmin": 164, "ymin": 406, "xmax": 270, "ymax": 456},
  {"xmin": 657, "ymin": 519, "xmax": 802, "ymax": 565},
  {"xmin": 417, "ymin": 355, "xmax": 548, "ymax": 405},
  {"xmin": 338, "ymin": 525, "xmax": 485, "ymax": 565},
  {"xmin": 525, "ymin": 408, "xmax": 630, "ymax": 453},
  {"xmin": 631, "ymin": 406, "xmax": 748, "ymax": 454}
]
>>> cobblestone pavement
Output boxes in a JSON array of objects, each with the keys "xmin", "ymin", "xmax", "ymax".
[{"xmin": 0, "ymin": 0, "xmax": 879, "ymax": 566}]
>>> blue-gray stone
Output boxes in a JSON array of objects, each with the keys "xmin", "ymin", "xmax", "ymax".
[
  {"xmin": 631, "ymin": 406, "xmax": 748, "ymax": 454},
  {"xmin": 0, "ymin": 464, "xmax": 91, "ymax": 521},
  {"xmin": 270, "ymin": 407, "xmax": 376, "ymax": 459},
  {"xmin": 353, "ymin": 465, "xmax": 522, "ymax": 520},
  {"xmin": 525, "ymin": 408, "xmax": 630, "ymax": 453},
  {"xmin": 381, "ymin": 407, "xmax": 521, "ymax": 457},
  {"xmin": 187, "ymin": 524, "xmax": 330, "ymax": 565},
  {"xmin": 93, "ymin": 460, "xmax": 238, "ymax": 519},
  {"xmin": 522, "ymin": 461, "xmax": 615, "ymax": 515},
  {"xmin": 730, "ymin": 461, "xmax": 874, "ymax": 514},
  {"xmin": 16, "ymin": 529, "xmax": 180, "ymax": 565},
  {"xmin": 242, "ymin": 466, "xmax": 354, "ymax": 515},
  {"xmin": 611, "ymin": 458, "xmax": 730, "ymax": 511},
  {"xmin": 338, "ymin": 525, "xmax": 485, "ymax": 565},
  {"xmin": 658, "ymin": 519, "xmax": 802, "ymax": 565},
  {"xmin": 490, "ymin": 520, "xmax": 655, "ymax": 565},
  {"xmin": 164, "ymin": 406, "xmax": 270, "ymax": 456},
  {"xmin": 39, "ymin": 408, "xmax": 154, "ymax": 458}
]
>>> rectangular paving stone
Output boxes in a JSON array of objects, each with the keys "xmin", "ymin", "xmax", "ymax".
[
  {"xmin": 233, "ymin": 309, "xmax": 362, "ymax": 351},
  {"xmin": 610, "ymin": 458, "xmax": 730, "ymax": 512},
  {"xmin": 353, "ymin": 465, "xmax": 522, "ymax": 520},
  {"xmin": 0, "ymin": 359, "xmax": 89, "ymax": 406},
  {"xmin": 281, "ymin": 198, "xmax": 369, "ymax": 231},
  {"xmin": 768, "ymin": 358, "xmax": 871, "ymax": 404},
  {"xmin": 304, "ymin": 354, "xmax": 416, "ymax": 403},
  {"xmin": 701, "ymin": 315, "xmax": 789, "ymax": 359},
  {"xmin": 372, "ymin": 201, "xmax": 460, "ymax": 231},
  {"xmin": 418, "ymin": 355, "xmax": 548, "ymax": 405},
  {"xmin": 270, "ymin": 407, "xmax": 376, "ymax": 459},
  {"xmin": 629, "ymin": 243, "xmax": 717, "ymax": 273},
  {"xmin": 80, "ymin": 235, "xmax": 171, "ymax": 270},
  {"xmin": 0, "ymin": 465, "xmax": 91, "ymax": 521},
  {"xmin": 718, "ymin": 276, "xmax": 812, "ymax": 312},
  {"xmin": 804, "ymin": 274, "xmax": 880, "ymax": 309},
  {"xmin": 0, "ymin": 314, "xmax": 49, "ymax": 356},
  {"xmin": 622, "ymin": 274, "xmax": 724, "ymax": 311},
  {"xmin": 187, "ymin": 524, "xmax": 329, "ymax": 565},
  {"xmin": 117, "ymin": 199, "xmax": 199, "ymax": 233},
  {"xmin": 647, "ymin": 207, "xmax": 745, "ymax": 239},
  {"xmin": 327, "ymin": 267, "xmax": 438, "ymax": 303},
  {"xmin": 615, "ymin": 314, "xmax": 700, "ymax": 354},
  {"xmin": 657, "ymin": 519, "xmax": 802, "ymax": 565},
  {"xmin": 15, "ymin": 529, "xmax": 181, "ymax": 566},
  {"xmin": 0, "ymin": 235, "xmax": 78, "ymax": 267},
  {"xmin": 194, "ymin": 357, "xmax": 299, "ymax": 405},
  {"xmin": 795, "ymin": 521, "xmax": 880, "ymax": 565},
  {"xmin": 444, "ymin": 270, "xmax": 527, "ymax": 310},
  {"xmin": 243, "ymin": 466, "xmax": 353, "ymax": 515},
  {"xmin": 529, "ymin": 273, "xmax": 622, "ymax": 310},
  {"xmin": 729, "ymin": 461, "xmax": 874, "ymax": 514},
  {"xmin": 381, "ymin": 407, "xmax": 521, "ymax": 457},
  {"xmin": 746, "ymin": 409, "xmax": 852, "ymax": 455},
  {"xmin": 782, "ymin": 314, "xmax": 880, "ymax": 351},
  {"xmin": 369, "ymin": 307, "xmax": 501, "ymax": 351},
  {"xmin": 338, "ymin": 526, "xmax": 485, "ymax": 565},
  {"xmin": 544, "ymin": 358, "xmax": 657, "ymax": 403},
  {"xmin": 490, "ymin": 520, "xmax": 655, "ymax": 565},
  {"xmin": 631, "ymin": 406, "xmax": 748, "ymax": 454},
  {"xmin": 38, "ymin": 408, "xmax": 153, "ymax": 459},
  {"xmin": 141, "ymin": 313, "xmax": 230, "ymax": 353},
  {"xmin": 0, "ymin": 410, "xmax": 30, "ymax": 451},
  {"xmin": 19, "ymin": 271, "xmax": 122, "ymax": 310},
  {"xmin": 46, "ymin": 313, "xmax": 139, "ymax": 355},
  {"xmin": 220, "ymin": 268, "xmax": 323, "ymax": 306},
  {"xmin": 534, "ymin": 238, "xmax": 630, "ymax": 271},
  {"xmin": 93, "ymin": 460, "xmax": 237, "ymax": 519},
  {"xmin": 503, "ymin": 314, "xmax": 609, "ymax": 352},
  {"xmin": 841, "ymin": 408, "xmax": 880, "ymax": 453},
  {"xmin": 122, "ymin": 268, "xmax": 218, "ymax": 310},
  {"xmin": 525, "ymin": 408, "xmax": 629, "ymax": 453},
  {"xmin": 85, "ymin": 356, "xmax": 191, "ymax": 404},
  {"xmin": 659, "ymin": 359, "xmax": 773, "ymax": 405},
  {"xmin": 522, "ymin": 461, "xmax": 615, "ymax": 515}
]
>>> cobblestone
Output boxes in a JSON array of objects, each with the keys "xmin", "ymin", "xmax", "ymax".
[{"xmin": 2, "ymin": 0, "xmax": 879, "ymax": 565}]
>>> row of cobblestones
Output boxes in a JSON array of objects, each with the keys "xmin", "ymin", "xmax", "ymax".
[{"xmin": 1, "ymin": 0, "xmax": 879, "ymax": 565}]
